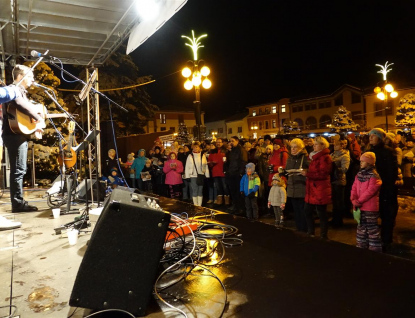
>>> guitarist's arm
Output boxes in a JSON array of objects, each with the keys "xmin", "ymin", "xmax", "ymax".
[{"xmin": 0, "ymin": 86, "xmax": 22, "ymax": 103}]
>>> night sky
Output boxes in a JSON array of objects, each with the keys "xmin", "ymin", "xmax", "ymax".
[{"xmin": 131, "ymin": 0, "xmax": 415, "ymax": 121}]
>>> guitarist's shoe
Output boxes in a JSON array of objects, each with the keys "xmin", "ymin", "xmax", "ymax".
[{"xmin": 12, "ymin": 202, "xmax": 38, "ymax": 213}]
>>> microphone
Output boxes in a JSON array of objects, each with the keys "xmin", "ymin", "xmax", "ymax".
[
  {"xmin": 30, "ymin": 50, "xmax": 49, "ymax": 58},
  {"xmin": 33, "ymin": 82, "xmax": 51, "ymax": 90}
]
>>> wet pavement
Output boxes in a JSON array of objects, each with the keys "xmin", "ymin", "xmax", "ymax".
[{"xmin": 1, "ymin": 188, "xmax": 415, "ymax": 317}]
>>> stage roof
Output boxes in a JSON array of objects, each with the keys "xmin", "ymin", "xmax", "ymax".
[{"xmin": 0, "ymin": 0, "xmax": 186, "ymax": 66}]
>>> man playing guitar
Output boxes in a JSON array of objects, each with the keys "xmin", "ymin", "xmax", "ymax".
[{"xmin": 2, "ymin": 64, "xmax": 44, "ymax": 212}]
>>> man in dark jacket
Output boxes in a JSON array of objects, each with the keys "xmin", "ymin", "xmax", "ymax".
[
  {"xmin": 224, "ymin": 136, "xmax": 248, "ymax": 213},
  {"xmin": 369, "ymin": 128, "xmax": 398, "ymax": 251}
]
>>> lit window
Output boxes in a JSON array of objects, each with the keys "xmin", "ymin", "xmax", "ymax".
[
  {"xmin": 272, "ymin": 106, "xmax": 277, "ymax": 113},
  {"xmin": 253, "ymin": 110, "xmax": 256, "ymax": 116},
  {"xmin": 272, "ymin": 120, "xmax": 277, "ymax": 128},
  {"xmin": 160, "ymin": 113, "xmax": 166, "ymax": 124},
  {"xmin": 281, "ymin": 105, "xmax": 285, "ymax": 113}
]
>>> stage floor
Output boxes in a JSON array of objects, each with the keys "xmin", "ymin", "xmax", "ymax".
[{"xmin": 1, "ymin": 189, "xmax": 415, "ymax": 318}]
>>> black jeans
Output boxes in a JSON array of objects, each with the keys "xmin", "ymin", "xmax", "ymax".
[
  {"xmin": 226, "ymin": 174, "xmax": 243, "ymax": 210},
  {"xmin": 3, "ymin": 134, "xmax": 28, "ymax": 209},
  {"xmin": 291, "ymin": 197, "xmax": 307, "ymax": 232},
  {"xmin": 331, "ymin": 184, "xmax": 345, "ymax": 225},
  {"xmin": 305, "ymin": 203, "xmax": 328, "ymax": 238}
]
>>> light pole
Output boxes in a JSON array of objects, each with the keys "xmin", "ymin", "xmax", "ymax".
[
  {"xmin": 182, "ymin": 30, "xmax": 212, "ymax": 141},
  {"xmin": 375, "ymin": 62, "xmax": 398, "ymax": 132}
]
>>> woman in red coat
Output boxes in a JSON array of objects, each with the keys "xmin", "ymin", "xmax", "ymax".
[
  {"xmin": 268, "ymin": 138, "xmax": 289, "ymax": 186},
  {"xmin": 301, "ymin": 136, "xmax": 332, "ymax": 239}
]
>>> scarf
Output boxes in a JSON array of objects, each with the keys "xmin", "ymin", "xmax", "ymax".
[
  {"xmin": 309, "ymin": 150, "xmax": 320, "ymax": 160},
  {"xmin": 357, "ymin": 166, "xmax": 379, "ymax": 182}
]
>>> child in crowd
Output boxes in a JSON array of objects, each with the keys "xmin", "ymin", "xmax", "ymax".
[
  {"xmin": 240, "ymin": 163, "xmax": 261, "ymax": 220},
  {"xmin": 141, "ymin": 159, "xmax": 153, "ymax": 192},
  {"xmin": 124, "ymin": 153, "xmax": 135, "ymax": 187},
  {"xmin": 103, "ymin": 168, "xmax": 126, "ymax": 188},
  {"xmin": 163, "ymin": 152, "xmax": 184, "ymax": 198},
  {"xmin": 268, "ymin": 174, "xmax": 287, "ymax": 228},
  {"xmin": 350, "ymin": 152, "xmax": 383, "ymax": 252}
]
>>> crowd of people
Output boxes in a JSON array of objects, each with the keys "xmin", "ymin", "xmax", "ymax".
[{"xmin": 102, "ymin": 129, "xmax": 413, "ymax": 252}]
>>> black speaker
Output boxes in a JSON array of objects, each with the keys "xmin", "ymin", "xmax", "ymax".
[
  {"xmin": 76, "ymin": 179, "xmax": 106, "ymax": 202},
  {"xmin": 69, "ymin": 188, "xmax": 171, "ymax": 316}
]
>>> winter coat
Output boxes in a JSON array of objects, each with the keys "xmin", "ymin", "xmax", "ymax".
[
  {"xmin": 208, "ymin": 151, "xmax": 226, "ymax": 177},
  {"xmin": 131, "ymin": 149, "xmax": 148, "ymax": 179},
  {"xmin": 370, "ymin": 143, "xmax": 398, "ymax": 201},
  {"xmin": 268, "ymin": 147, "xmax": 289, "ymax": 186},
  {"xmin": 268, "ymin": 183, "xmax": 287, "ymax": 207},
  {"xmin": 225, "ymin": 144, "xmax": 247, "ymax": 176},
  {"xmin": 330, "ymin": 149, "xmax": 350, "ymax": 186},
  {"xmin": 240, "ymin": 172, "xmax": 261, "ymax": 197},
  {"xmin": 305, "ymin": 148, "xmax": 332, "ymax": 205},
  {"xmin": 286, "ymin": 148, "xmax": 309, "ymax": 198},
  {"xmin": 257, "ymin": 152, "xmax": 272, "ymax": 183},
  {"xmin": 350, "ymin": 168, "xmax": 382, "ymax": 212},
  {"xmin": 185, "ymin": 152, "xmax": 210, "ymax": 179},
  {"xmin": 163, "ymin": 159, "xmax": 184, "ymax": 185}
]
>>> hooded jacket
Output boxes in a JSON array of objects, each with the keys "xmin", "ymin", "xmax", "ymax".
[
  {"xmin": 163, "ymin": 153, "xmax": 184, "ymax": 185},
  {"xmin": 131, "ymin": 149, "xmax": 148, "ymax": 179},
  {"xmin": 240, "ymin": 163, "xmax": 260, "ymax": 197},
  {"xmin": 305, "ymin": 148, "xmax": 332, "ymax": 205}
]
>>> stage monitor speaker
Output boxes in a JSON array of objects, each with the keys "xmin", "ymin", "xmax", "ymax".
[
  {"xmin": 76, "ymin": 179, "xmax": 106, "ymax": 202},
  {"xmin": 69, "ymin": 188, "xmax": 171, "ymax": 316}
]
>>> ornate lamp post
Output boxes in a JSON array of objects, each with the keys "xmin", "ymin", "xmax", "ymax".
[
  {"xmin": 181, "ymin": 30, "xmax": 212, "ymax": 141},
  {"xmin": 374, "ymin": 62, "xmax": 398, "ymax": 132}
]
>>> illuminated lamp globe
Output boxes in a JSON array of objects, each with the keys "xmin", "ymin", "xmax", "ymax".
[
  {"xmin": 374, "ymin": 87, "xmax": 381, "ymax": 94},
  {"xmin": 200, "ymin": 66, "xmax": 210, "ymax": 77},
  {"xmin": 192, "ymin": 75, "xmax": 202, "ymax": 87},
  {"xmin": 202, "ymin": 78, "xmax": 212, "ymax": 89},
  {"xmin": 390, "ymin": 91, "xmax": 398, "ymax": 98},
  {"xmin": 184, "ymin": 80, "xmax": 193, "ymax": 90},
  {"xmin": 385, "ymin": 84, "xmax": 394, "ymax": 92},
  {"xmin": 377, "ymin": 92, "xmax": 385, "ymax": 100},
  {"xmin": 182, "ymin": 67, "xmax": 192, "ymax": 78}
]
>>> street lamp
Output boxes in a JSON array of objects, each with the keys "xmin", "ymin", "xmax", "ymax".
[
  {"xmin": 182, "ymin": 30, "xmax": 212, "ymax": 141},
  {"xmin": 211, "ymin": 131, "xmax": 217, "ymax": 141},
  {"xmin": 375, "ymin": 62, "xmax": 398, "ymax": 132}
]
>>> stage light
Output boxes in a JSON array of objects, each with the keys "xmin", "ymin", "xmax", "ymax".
[{"xmin": 136, "ymin": 0, "xmax": 159, "ymax": 21}]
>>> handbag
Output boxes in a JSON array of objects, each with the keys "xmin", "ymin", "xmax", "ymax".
[{"xmin": 191, "ymin": 154, "xmax": 206, "ymax": 186}]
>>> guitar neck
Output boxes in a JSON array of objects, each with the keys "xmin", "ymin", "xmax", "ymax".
[{"xmin": 46, "ymin": 113, "xmax": 68, "ymax": 119}]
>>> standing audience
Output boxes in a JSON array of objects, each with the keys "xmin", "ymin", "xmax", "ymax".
[
  {"xmin": 285, "ymin": 138, "xmax": 309, "ymax": 232},
  {"xmin": 185, "ymin": 142, "xmax": 209, "ymax": 206},
  {"xmin": 302, "ymin": 136, "xmax": 332, "ymax": 239},
  {"xmin": 350, "ymin": 152, "xmax": 383, "ymax": 252},
  {"xmin": 240, "ymin": 163, "xmax": 261, "ymax": 220},
  {"xmin": 163, "ymin": 152, "xmax": 184, "ymax": 199}
]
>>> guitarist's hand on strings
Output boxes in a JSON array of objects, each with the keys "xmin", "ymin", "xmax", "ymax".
[{"xmin": 34, "ymin": 118, "xmax": 45, "ymax": 139}]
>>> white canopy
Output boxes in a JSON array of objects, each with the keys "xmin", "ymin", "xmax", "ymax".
[{"xmin": 0, "ymin": 0, "xmax": 187, "ymax": 66}]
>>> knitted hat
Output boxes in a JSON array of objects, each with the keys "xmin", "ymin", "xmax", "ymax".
[
  {"xmin": 360, "ymin": 152, "xmax": 376, "ymax": 165},
  {"xmin": 385, "ymin": 132, "xmax": 396, "ymax": 141},
  {"xmin": 246, "ymin": 162, "xmax": 256, "ymax": 172},
  {"xmin": 266, "ymin": 145, "xmax": 274, "ymax": 152},
  {"xmin": 273, "ymin": 138, "xmax": 283, "ymax": 146},
  {"xmin": 369, "ymin": 128, "xmax": 386, "ymax": 141},
  {"xmin": 264, "ymin": 134, "xmax": 272, "ymax": 141},
  {"xmin": 272, "ymin": 174, "xmax": 281, "ymax": 181}
]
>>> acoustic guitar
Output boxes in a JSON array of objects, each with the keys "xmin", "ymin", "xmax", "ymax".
[
  {"xmin": 58, "ymin": 121, "xmax": 77, "ymax": 169},
  {"xmin": 8, "ymin": 102, "xmax": 68, "ymax": 135}
]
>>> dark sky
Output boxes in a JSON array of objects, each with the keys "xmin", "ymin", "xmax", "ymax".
[{"xmin": 131, "ymin": 0, "xmax": 415, "ymax": 121}]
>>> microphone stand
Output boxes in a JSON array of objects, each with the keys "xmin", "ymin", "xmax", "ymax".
[{"xmin": 45, "ymin": 57, "xmax": 128, "ymax": 113}]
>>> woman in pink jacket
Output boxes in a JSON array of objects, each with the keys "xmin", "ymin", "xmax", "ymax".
[
  {"xmin": 163, "ymin": 152, "xmax": 184, "ymax": 199},
  {"xmin": 350, "ymin": 152, "xmax": 382, "ymax": 252}
]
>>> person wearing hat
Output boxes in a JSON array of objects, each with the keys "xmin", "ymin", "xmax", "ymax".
[
  {"xmin": 350, "ymin": 152, "xmax": 383, "ymax": 252},
  {"xmin": 240, "ymin": 162, "xmax": 261, "ymax": 220},
  {"xmin": 268, "ymin": 174, "xmax": 287, "ymax": 227},
  {"xmin": 268, "ymin": 138, "xmax": 289, "ymax": 186},
  {"xmin": 257, "ymin": 144, "xmax": 275, "ymax": 215},
  {"xmin": 369, "ymin": 128, "xmax": 399, "ymax": 251}
]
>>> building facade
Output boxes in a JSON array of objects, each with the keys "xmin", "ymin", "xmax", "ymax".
[
  {"xmin": 225, "ymin": 112, "xmax": 249, "ymax": 140},
  {"xmin": 205, "ymin": 120, "xmax": 226, "ymax": 139},
  {"xmin": 144, "ymin": 110, "xmax": 205, "ymax": 135}
]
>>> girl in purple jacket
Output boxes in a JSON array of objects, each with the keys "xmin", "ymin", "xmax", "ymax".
[{"xmin": 350, "ymin": 152, "xmax": 382, "ymax": 252}]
